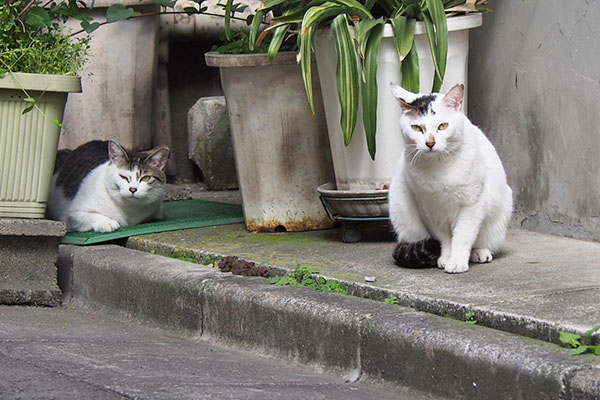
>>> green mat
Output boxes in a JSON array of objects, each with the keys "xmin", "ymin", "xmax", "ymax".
[{"xmin": 62, "ymin": 199, "xmax": 244, "ymax": 245}]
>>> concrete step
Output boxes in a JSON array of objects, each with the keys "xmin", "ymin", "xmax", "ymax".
[
  {"xmin": 58, "ymin": 244, "xmax": 600, "ymax": 400},
  {"xmin": 126, "ymin": 224, "xmax": 600, "ymax": 348}
]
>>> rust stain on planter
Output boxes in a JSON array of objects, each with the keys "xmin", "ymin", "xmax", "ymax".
[{"xmin": 245, "ymin": 217, "xmax": 334, "ymax": 232}]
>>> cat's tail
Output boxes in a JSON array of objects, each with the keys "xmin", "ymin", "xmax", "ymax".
[{"xmin": 392, "ymin": 239, "xmax": 441, "ymax": 269}]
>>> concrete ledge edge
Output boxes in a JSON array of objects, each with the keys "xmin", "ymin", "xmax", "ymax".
[{"xmin": 58, "ymin": 244, "xmax": 600, "ymax": 399}]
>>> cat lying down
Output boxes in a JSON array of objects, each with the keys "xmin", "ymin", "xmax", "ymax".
[
  {"xmin": 46, "ymin": 140, "xmax": 170, "ymax": 233},
  {"xmin": 388, "ymin": 83, "xmax": 513, "ymax": 274}
]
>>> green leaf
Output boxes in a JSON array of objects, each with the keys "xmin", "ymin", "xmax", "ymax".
[
  {"xmin": 302, "ymin": 3, "xmax": 346, "ymax": 36},
  {"xmin": 559, "ymin": 331, "xmax": 582, "ymax": 348},
  {"xmin": 24, "ymin": 97, "xmax": 36, "ymax": 104},
  {"xmin": 153, "ymin": 0, "xmax": 177, "ymax": 7},
  {"xmin": 299, "ymin": 24, "xmax": 316, "ymax": 116},
  {"xmin": 22, "ymin": 105, "xmax": 34, "ymax": 115},
  {"xmin": 259, "ymin": 0, "xmax": 288, "ymax": 9},
  {"xmin": 81, "ymin": 20, "xmax": 101, "ymax": 33},
  {"xmin": 328, "ymin": 0, "xmax": 372, "ymax": 19},
  {"xmin": 331, "ymin": 14, "xmax": 359, "ymax": 146},
  {"xmin": 249, "ymin": 10, "xmax": 266, "ymax": 51},
  {"xmin": 400, "ymin": 41, "xmax": 419, "ymax": 92},
  {"xmin": 25, "ymin": 7, "xmax": 51, "ymax": 28},
  {"xmin": 223, "ymin": 0, "xmax": 234, "ymax": 41},
  {"xmin": 51, "ymin": 119, "xmax": 62, "ymax": 128},
  {"xmin": 183, "ymin": 6, "xmax": 199, "ymax": 14},
  {"xmin": 360, "ymin": 18, "xmax": 385, "ymax": 160},
  {"xmin": 106, "ymin": 4, "xmax": 140, "ymax": 23},
  {"xmin": 585, "ymin": 325, "xmax": 600, "ymax": 337},
  {"xmin": 390, "ymin": 15, "xmax": 415, "ymax": 62},
  {"xmin": 355, "ymin": 18, "xmax": 383, "ymax": 61},
  {"xmin": 423, "ymin": 0, "xmax": 448, "ymax": 92},
  {"xmin": 267, "ymin": 24, "xmax": 291, "ymax": 61},
  {"xmin": 572, "ymin": 345, "xmax": 590, "ymax": 355}
]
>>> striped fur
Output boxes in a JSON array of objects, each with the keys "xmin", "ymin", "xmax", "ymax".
[{"xmin": 392, "ymin": 239, "xmax": 441, "ymax": 269}]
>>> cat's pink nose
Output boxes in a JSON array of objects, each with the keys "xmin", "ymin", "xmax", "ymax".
[
  {"xmin": 129, "ymin": 187, "xmax": 137, "ymax": 194},
  {"xmin": 425, "ymin": 141, "xmax": 435, "ymax": 149}
]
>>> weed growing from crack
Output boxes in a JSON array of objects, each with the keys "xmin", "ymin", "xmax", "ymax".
[
  {"xmin": 269, "ymin": 264, "xmax": 350, "ymax": 295},
  {"xmin": 465, "ymin": 312, "xmax": 478, "ymax": 325},
  {"xmin": 559, "ymin": 325, "xmax": 600, "ymax": 355}
]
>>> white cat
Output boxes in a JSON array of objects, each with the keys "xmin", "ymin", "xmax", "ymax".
[
  {"xmin": 388, "ymin": 83, "xmax": 512, "ymax": 274},
  {"xmin": 46, "ymin": 140, "xmax": 170, "ymax": 232}
]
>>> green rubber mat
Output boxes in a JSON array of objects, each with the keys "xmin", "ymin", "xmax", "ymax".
[{"xmin": 62, "ymin": 199, "xmax": 244, "ymax": 245}]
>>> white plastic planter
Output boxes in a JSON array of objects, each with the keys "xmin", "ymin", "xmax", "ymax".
[
  {"xmin": 205, "ymin": 51, "xmax": 335, "ymax": 232},
  {"xmin": 314, "ymin": 14, "xmax": 483, "ymax": 191}
]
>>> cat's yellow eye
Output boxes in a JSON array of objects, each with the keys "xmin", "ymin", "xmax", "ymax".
[
  {"xmin": 411, "ymin": 125, "xmax": 423, "ymax": 132},
  {"xmin": 140, "ymin": 175, "xmax": 152, "ymax": 182},
  {"xmin": 119, "ymin": 174, "xmax": 130, "ymax": 183},
  {"xmin": 438, "ymin": 123, "xmax": 449, "ymax": 131}
]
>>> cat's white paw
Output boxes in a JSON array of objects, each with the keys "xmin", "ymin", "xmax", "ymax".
[
  {"xmin": 444, "ymin": 259, "xmax": 470, "ymax": 274},
  {"xmin": 470, "ymin": 248, "xmax": 493, "ymax": 263},
  {"xmin": 92, "ymin": 219, "xmax": 120, "ymax": 232},
  {"xmin": 437, "ymin": 255, "xmax": 450, "ymax": 270}
]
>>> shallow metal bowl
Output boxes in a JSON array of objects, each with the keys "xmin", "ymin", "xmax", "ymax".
[{"xmin": 317, "ymin": 182, "xmax": 389, "ymax": 220}]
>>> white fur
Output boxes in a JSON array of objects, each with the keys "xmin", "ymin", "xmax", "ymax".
[
  {"xmin": 388, "ymin": 83, "xmax": 513, "ymax": 274},
  {"xmin": 47, "ymin": 161, "xmax": 164, "ymax": 232}
]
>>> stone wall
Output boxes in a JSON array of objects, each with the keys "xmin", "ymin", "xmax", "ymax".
[{"xmin": 468, "ymin": 0, "xmax": 600, "ymax": 241}]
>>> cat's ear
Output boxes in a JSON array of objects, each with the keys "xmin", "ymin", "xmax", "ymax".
[
  {"xmin": 108, "ymin": 140, "xmax": 129, "ymax": 167},
  {"xmin": 145, "ymin": 146, "xmax": 170, "ymax": 171},
  {"xmin": 390, "ymin": 82, "xmax": 417, "ymax": 113},
  {"xmin": 441, "ymin": 84, "xmax": 464, "ymax": 111}
]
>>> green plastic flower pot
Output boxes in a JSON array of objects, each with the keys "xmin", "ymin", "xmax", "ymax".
[{"xmin": 0, "ymin": 72, "xmax": 81, "ymax": 218}]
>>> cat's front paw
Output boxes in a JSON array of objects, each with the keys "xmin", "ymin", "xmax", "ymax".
[
  {"xmin": 92, "ymin": 219, "xmax": 120, "ymax": 232},
  {"xmin": 437, "ymin": 255, "xmax": 450, "ymax": 270},
  {"xmin": 443, "ymin": 259, "xmax": 470, "ymax": 274},
  {"xmin": 470, "ymin": 248, "xmax": 493, "ymax": 263}
]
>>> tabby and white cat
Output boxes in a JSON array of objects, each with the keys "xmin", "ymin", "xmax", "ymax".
[
  {"xmin": 388, "ymin": 83, "xmax": 512, "ymax": 274},
  {"xmin": 46, "ymin": 140, "xmax": 170, "ymax": 232}
]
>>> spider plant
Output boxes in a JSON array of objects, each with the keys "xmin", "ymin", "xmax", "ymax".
[{"xmin": 223, "ymin": 0, "xmax": 489, "ymax": 159}]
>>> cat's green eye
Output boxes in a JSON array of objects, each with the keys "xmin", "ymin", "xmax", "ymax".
[
  {"xmin": 119, "ymin": 174, "xmax": 130, "ymax": 183},
  {"xmin": 411, "ymin": 125, "xmax": 423, "ymax": 132},
  {"xmin": 438, "ymin": 123, "xmax": 449, "ymax": 131},
  {"xmin": 140, "ymin": 175, "xmax": 152, "ymax": 182}
]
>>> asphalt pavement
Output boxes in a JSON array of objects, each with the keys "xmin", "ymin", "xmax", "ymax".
[{"xmin": 0, "ymin": 305, "xmax": 442, "ymax": 400}]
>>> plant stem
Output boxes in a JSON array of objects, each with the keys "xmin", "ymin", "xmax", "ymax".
[
  {"xmin": 69, "ymin": 10, "xmax": 265, "ymax": 37},
  {"xmin": 16, "ymin": 0, "xmax": 36, "ymax": 18}
]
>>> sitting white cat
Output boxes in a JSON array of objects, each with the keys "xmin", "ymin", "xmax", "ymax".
[
  {"xmin": 46, "ymin": 140, "xmax": 170, "ymax": 232},
  {"xmin": 388, "ymin": 83, "xmax": 512, "ymax": 274}
]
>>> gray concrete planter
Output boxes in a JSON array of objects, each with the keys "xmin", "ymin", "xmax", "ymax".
[
  {"xmin": 205, "ymin": 51, "xmax": 334, "ymax": 232},
  {"xmin": 0, "ymin": 73, "xmax": 82, "ymax": 218}
]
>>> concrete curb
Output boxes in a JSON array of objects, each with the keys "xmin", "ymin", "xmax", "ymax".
[
  {"xmin": 0, "ymin": 219, "xmax": 65, "ymax": 306},
  {"xmin": 58, "ymin": 245, "xmax": 600, "ymax": 399}
]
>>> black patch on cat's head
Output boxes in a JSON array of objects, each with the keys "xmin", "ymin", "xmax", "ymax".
[
  {"xmin": 404, "ymin": 94, "xmax": 437, "ymax": 116},
  {"xmin": 109, "ymin": 141, "xmax": 169, "ymax": 183}
]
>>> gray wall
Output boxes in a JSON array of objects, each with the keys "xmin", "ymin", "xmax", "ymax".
[{"xmin": 468, "ymin": 0, "xmax": 600, "ymax": 241}]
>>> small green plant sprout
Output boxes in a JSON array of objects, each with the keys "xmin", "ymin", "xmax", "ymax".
[
  {"xmin": 384, "ymin": 296, "xmax": 399, "ymax": 305},
  {"xmin": 465, "ymin": 312, "xmax": 478, "ymax": 325},
  {"xmin": 559, "ymin": 325, "xmax": 600, "ymax": 355},
  {"xmin": 269, "ymin": 263, "xmax": 350, "ymax": 295}
]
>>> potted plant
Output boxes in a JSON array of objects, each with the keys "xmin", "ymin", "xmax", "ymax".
[
  {"xmin": 0, "ymin": 1, "xmax": 91, "ymax": 218},
  {"xmin": 248, "ymin": 0, "xmax": 489, "ymax": 191},
  {"xmin": 0, "ymin": 0, "xmax": 233, "ymax": 218},
  {"xmin": 205, "ymin": 30, "xmax": 336, "ymax": 232}
]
